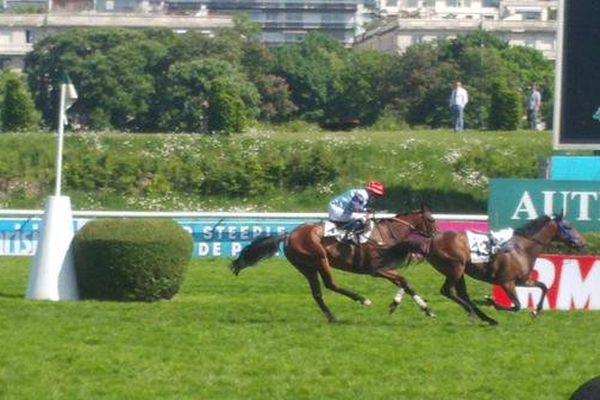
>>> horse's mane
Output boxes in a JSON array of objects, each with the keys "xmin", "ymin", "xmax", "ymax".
[{"xmin": 513, "ymin": 215, "xmax": 552, "ymax": 238}]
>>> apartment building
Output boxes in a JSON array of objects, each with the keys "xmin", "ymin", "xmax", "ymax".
[
  {"xmin": 379, "ymin": 0, "xmax": 557, "ymax": 21},
  {"xmin": 357, "ymin": 0, "xmax": 558, "ymax": 59},
  {"xmin": 0, "ymin": 13, "xmax": 232, "ymax": 70},
  {"xmin": 0, "ymin": 0, "xmax": 560, "ymax": 69},
  {"xmin": 164, "ymin": 0, "xmax": 366, "ymax": 46}
]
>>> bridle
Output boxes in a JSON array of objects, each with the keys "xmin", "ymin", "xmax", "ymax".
[
  {"xmin": 389, "ymin": 215, "xmax": 435, "ymax": 239},
  {"xmin": 517, "ymin": 219, "xmax": 574, "ymax": 247}
]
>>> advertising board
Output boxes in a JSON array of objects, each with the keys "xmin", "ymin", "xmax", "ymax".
[
  {"xmin": 489, "ymin": 178, "xmax": 600, "ymax": 231},
  {"xmin": 493, "ymin": 255, "xmax": 600, "ymax": 310},
  {"xmin": 0, "ymin": 217, "xmax": 487, "ymax": 258}
]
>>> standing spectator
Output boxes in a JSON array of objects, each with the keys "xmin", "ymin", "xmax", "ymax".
[
  {"xmin": 526, "ymin": 83, "xmax": 542, "ymax": 130},
  {"xmin": 449, "ymin": 81, "xmax": 469, "ymax": 132}
]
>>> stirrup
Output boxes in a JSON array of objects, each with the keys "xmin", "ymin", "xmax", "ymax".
[{"xmin": 343, "ymin": 231, "xmax": 359, "ymax": 245}]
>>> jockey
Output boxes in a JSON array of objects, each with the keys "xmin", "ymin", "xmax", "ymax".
[{"xmin": 328, "ymin": 181, "xmax": 386, "ymax": 239}]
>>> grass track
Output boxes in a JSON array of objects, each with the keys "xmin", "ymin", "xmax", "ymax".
[{"xmin": 1, "ymin": 256, "xmax": 599, "ymax": 399}]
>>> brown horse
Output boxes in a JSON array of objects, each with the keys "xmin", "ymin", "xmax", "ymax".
[
  {"xmin": 426, "ymin": 214, "xmax": 587, "ymax": 325},
  {"xmin": 230, "ymin": 208, "xmax": 437, "ymax": 323}
]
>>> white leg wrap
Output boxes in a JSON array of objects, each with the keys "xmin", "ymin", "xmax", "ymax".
[
  {"xmin": 413, "ymin": 295, "xmax": 428, "ymax": 309},
  {"xmin": 394, "ymin": 288, "xmax": 405, "ymax": 304}
]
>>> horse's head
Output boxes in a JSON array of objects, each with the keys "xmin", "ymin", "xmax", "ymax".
[
  {"xmin": 416, "ymin": 208, "xmax": 438, "ymax": 237},
  {"xmin": 553, "ymin": 214, "xmax": 587, "ymax": 251},
  {"xmin": 393, "ymin": 206, "xmax": 437, "ymax": 237}
]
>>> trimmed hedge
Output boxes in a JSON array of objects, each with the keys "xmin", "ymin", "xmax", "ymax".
[{"xmin": 73, "ymin": 218, "xmax": 193, "ymax": 301}]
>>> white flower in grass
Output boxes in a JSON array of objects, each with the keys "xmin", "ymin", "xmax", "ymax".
[
  {"xmin": 317, "ymin": 183, "xmax": 334, "ymax": 195},
  {"xmin": 442, "ymin": 149, "xmax": 462, "ymax": 165}
]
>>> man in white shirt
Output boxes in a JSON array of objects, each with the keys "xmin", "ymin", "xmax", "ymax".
[
  {"xmin": 526, "ymin": 83, "xmax": 542, "ymax": 130},
  {"xmin": 449, "ymin": 81, "xmax": 469, "ymax": 132}
]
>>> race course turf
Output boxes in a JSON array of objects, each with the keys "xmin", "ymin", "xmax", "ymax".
[{"xmin": 1, "ymin": 256, "xmax": 598, "ymax": 399}]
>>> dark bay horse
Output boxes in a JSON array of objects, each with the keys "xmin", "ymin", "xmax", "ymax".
[
  {"xmin": 231, "ymin": 208, "xmax": 437, "ymax": 323},
  {"xmin": 426, "ymin": 214, "xmax": 586, "ymax": 325}
]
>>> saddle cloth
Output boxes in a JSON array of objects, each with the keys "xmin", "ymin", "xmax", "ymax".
[
  {"xmin": 323, "ymin": 220, "xmax": 374, "ymax": 244},
  {"xmin": 466, "ymin": 228, "xmax": 514, "ymax": 263}
]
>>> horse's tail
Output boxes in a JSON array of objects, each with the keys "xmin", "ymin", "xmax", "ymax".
[{"xmin": 230, "ymin": 234, "xmax": 287, "ymax": 275}]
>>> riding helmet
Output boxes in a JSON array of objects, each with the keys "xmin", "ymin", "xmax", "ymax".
[{"xmin": 366, "ymin": 181, "xmax": 386, "ymax": 196}]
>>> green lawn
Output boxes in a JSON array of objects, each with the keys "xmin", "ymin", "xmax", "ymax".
[{"xmin": 1, "ymin": 256, "xmax": 598, "ymax": 399}]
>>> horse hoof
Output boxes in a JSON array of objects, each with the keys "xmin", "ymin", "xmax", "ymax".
[
  {"xmin": 488, "ymin": 319, "xmax": 499, "ymax": 326},
  {"xmin": 389, "ymin": 302, "xmax": 399, "ymax": 314},
  {"xmin": 362, "ymin": 299, "xmax": 372, "ymax": 306},
  {"xmin": 426, "ymin": 311, "xmax": 437, "ymax": 319},
  {"xmin": 531, "ymin": 310, "xmax": 539, "ymax": 319}
]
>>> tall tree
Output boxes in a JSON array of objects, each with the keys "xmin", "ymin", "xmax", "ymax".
[
  {"xmin": 273, "ymin": 33, "xmax": 347, "ymax": 122},
  {"xmin": 157, "ymin": 59, "xmax": 259, "ymax": 133},
  {"xmin": 0, "ymin": 72, "xmax": 40, "ymax": 132},
  {"xmin": 25, "ymin": 28, "xmax": 167, "ymax": 131}
]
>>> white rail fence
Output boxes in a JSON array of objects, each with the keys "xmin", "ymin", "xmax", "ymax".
[
  {"xmin": 0, "ymin": 209, "xmax": 488, "ymax": 257},
  {"xmin": 0, "ymin": 209, "xmax": 488, "ymax": 221}
]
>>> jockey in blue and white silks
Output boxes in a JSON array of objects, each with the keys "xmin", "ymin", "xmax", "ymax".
[{"xmin": 328, "ymin": 181, "xmax": 386, "ymax": 229}]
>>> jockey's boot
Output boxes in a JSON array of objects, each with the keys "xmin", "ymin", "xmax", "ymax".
[
  {"xmin": 487, "ymin": 237, "xmax": 499, "ymax": 255},
  {"xmin": 344, "ymin": 220, "xmax": 365, "ymax": 245}
]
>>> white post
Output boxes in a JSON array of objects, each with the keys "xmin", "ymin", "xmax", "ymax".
[
  {"xmin": 55, "ymin": 83, "xmax": 66, "ymax": 197},
  {"xmin": 26, "ymin": 82, "xmax": 79, "ymax": 301},
  {"xmin": 26, "ymin": 196, "xmax": 79, "ymax": 300}
]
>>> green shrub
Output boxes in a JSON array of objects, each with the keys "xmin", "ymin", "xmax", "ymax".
[{"xmin": 73, "ymin": 219, "xmax": 193, "ymax": 301}]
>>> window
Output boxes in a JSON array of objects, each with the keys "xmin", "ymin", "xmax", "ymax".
[
  {"xmin": 522, "ymin": 11, "xmax": 541, "ymax": 20},
  {"xmin": 446, "ymin": 0, "xmax": 470, "ymax": 6},
  {"xmin": 286, "ymin": 12, "xmax": 302, "ymax": 22},
  {"xmin": 482, "ymin": 0, "xmax": 499, "ymax": 6},
  {"xmin": 284, "ymin": 32, "xmax": 305, "ymax": 42}
]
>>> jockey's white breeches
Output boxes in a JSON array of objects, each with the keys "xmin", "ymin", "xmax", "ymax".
[{"xmin": 328, "ymin": 204, "xmax": 367, "ymax": 224}]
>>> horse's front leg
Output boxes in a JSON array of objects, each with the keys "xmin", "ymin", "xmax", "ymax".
[
  {"xmin": 489, "ymin": 281, "xmax": 522, "ymax": 312},
  {"xmin": 513, "ymin": 279, "xmax": 548, "ymax": 318},
  {"xmin": 378, "ymin": 270, "xmax": 435, "ymax": 318}
]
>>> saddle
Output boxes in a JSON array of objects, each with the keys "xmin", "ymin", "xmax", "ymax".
[
  {"xmin": 466, "ymin": 229, "xmax": 514, "ymax": 263},
  {"xmin": 323, "ymin": 220, "xmax": 374, "ymax": 245}
]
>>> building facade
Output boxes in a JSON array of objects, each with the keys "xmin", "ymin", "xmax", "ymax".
[
  {"xmin": 379, "ymin": 0, "xmax": 557, "ymax": 21},
  {"xmin": 0, "ymin": 0, "xmax": 560, "ymax": 68},
  {"xmin": 164, "ymin": 0, "xmax": 368, "ymax": 46},
  {"xmin": 0, "ymin": 13, "xmax": 232, "ymax": 70},
  {"xmin": 357, "ymin": 0, "xmax": 558, "ymax": 59}
]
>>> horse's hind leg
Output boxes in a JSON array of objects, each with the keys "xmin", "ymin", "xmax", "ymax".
[
  {"xmin": 440, "ymin": 277, "xmax": 498, "ymax": 325},
  {"xmin": 378, "ymin": 270, "xmax": 435, "ymax": 318},
  {"xmin": 304, "ymin": 269, "xmax": 337, "ymax": 323},
  {"xmin": 455, "ymin": 277, "xmax": 498, "ymax": 326},
  {"xmin": 316, "ymin": 258, "xmax": 371, "ymax": 306}
]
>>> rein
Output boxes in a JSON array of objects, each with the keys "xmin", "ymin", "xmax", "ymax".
[{"xmin": 390, "ymin": 217, "xmax": 417, "ymax": 231}]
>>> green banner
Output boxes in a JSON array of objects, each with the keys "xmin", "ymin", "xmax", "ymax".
[{"xmin": 489, "ymin": 179, "xmax": 600, "ymax": 232}]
